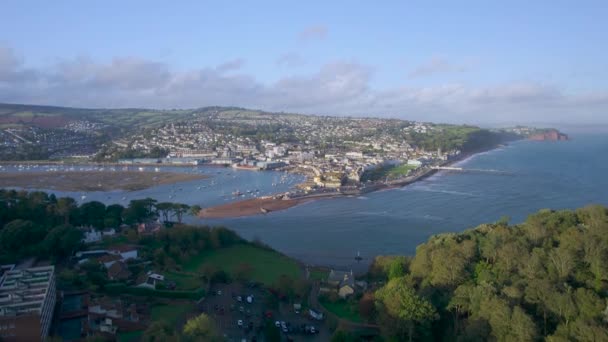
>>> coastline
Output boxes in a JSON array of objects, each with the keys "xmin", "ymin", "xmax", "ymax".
[{"xmin": 197, "ymin": 142, "xmax": 514, "ymax": 219}]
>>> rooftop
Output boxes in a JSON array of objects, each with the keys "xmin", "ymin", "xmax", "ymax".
[{"xmin": 0, "ymin": 266, "xmax": 55, "ymax": 317}]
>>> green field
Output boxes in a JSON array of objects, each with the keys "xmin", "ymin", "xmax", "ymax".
[
  {"xmin": 151, "ymin": 302, "xmax": 194, "ymax": 325},
  {"xmin": 182, "ymin": 244, "xmax": 300, "ymax": 285},
  {"xmin": 117, "ymin": 330, "xmax": 143, "ymax": 342},
  {"xmin": 308, "ymin": 268, "xmax": 330, "ymax": 282},
  {"xmin": 165, "ymin": 271, "xmax": 202, "ymax": 291},
  {"xmin": 386, "ymin": 164, "xmax": 418, "ymax": 177},
  {"xmin": 362, "ymin": 163, "xmax": 419, "ymax": 182},
  {"xmin": 320, "ymin": 298, "xmax": 362, "ymax": 323}
]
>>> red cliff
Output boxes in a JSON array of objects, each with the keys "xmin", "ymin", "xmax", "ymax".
[{"xmin": 529, "ymin": 129, "xmax": 569, "ymax": 141}]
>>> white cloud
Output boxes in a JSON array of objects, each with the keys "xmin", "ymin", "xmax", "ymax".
[
  {"xmin": 215, "ymin": 58, "xmax": 245, "ymax": 73},
  {"xmin": 0, "ymin": 46, "xmax": 606, "ymax": 125},
  {"xmin": 408, "ymin": 57, "xmax": 468, "ymax": 78},
  {"xmin": 298, "ymin": 25, "xmax": 328, "ymax": 42},
  {"xmin": 276, "ymin": 53, "xmax": 306, "ymax": 67}
]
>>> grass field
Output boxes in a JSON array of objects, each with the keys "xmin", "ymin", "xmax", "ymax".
[
  {"xmin": 117, "ymin": 302, "xmax": 194, "ymax": 341},
  {"xmin": 320, "ymin": 298, "xmax": 363, "ymax": 323},
  {"xmin": 309, "ymin": 268, "xmax": 330, "ymax": 282},
  {"xmin": 117, "ymin": 330, "xmax": 143, "ymax": 342},
  {"xmin": 150, "ymin": 302, "xmax": 195, "ymax": 325},
  {"xmin": 165, "ymin": 271, "xmax": 202, "ymax": 291},
  {"xmin": 386, "ymin": 164, "xmax": 418, "ymax": 177},
  {"xmin": 182, "ymin": 244, "xmax": 300, "ymax": 286}
]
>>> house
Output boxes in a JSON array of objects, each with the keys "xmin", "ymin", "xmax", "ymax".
[
  {"xmin": 137, "ymin": 272, "xmax": 165, "ymax": 289},
  {"xmin": 107, "ymin": 261, "xmax": 132, "ymax": 281},
  {"xmin": 325, "ymin": 269, "xmax": 356, "ymax": 298},
  {"xmin": 309, "ymin": 309, "xmax": 324, "ymax": 321},
  {"xmin": 107, "ymin": 246, "xmax": 138, "ymax": 261},
  {"xmin": 137, "ymin": 221, "xmax": 162, "ymax": 235},
  {"xmin": 97, "ymin": 254, "xmax": 122, "ymax": 268},
  {"xmin": 82, "ymin": 229, "xmax": 102, "ymax": 244},
  {"xmin": 88, "ymin": 298, "xmax": 144, "ymax": 337}
]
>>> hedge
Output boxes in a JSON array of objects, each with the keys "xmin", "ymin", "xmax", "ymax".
[{"xmin": 104, "ymin": 283, "xmax": 204, "ymax": 299}]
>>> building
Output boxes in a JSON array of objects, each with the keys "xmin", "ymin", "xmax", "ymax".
[
  {"xmin": 0, "ymin": 266, "xmax": 56, "ymax": 342},
  {"xmin": 324, "ymin": 269, "xmax": 356, "ymax": 298}
]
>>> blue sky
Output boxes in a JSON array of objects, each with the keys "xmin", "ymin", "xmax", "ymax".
[{"xmin": 1, "ymin": 1, "xmax": 607, "ymax": 125}]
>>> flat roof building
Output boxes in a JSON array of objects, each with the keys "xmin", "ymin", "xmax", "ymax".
[{"xmin": 0, "ymin": 266, "xmax": 56, "ymax": 342}]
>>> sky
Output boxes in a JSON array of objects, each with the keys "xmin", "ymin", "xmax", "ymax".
[{"xmin": 1, "ymin": 1, "xmax": 607, "ymax": 125}]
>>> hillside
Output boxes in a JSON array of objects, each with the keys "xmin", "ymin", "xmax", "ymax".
[{"xmin": 371, "ymin": 206, "xmax": 608, "ymax": 341}]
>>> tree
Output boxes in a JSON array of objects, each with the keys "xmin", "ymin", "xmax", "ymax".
[
  {"xmin": 142, "ymin": 321, "xmax": 179, "ymax": 342},
  {"xmin": 42, "ymin": 225, "xmax": 83, "ymax": 259},
  {"xmin": 78, "ymin": 201, "xmax": 106, "ymax": 228},
  {"xmin": 388, "ymin": 256, "xmax": 407, "ymax": 280},
  {"xmin": 0, "ymin": 219, "xmax": 46, "ymax": 255},
  {"xmin": 173, "ymin": 203, "xmax": 190, "ymax": 224},
  {"xmin": 359, "ymin": 292, "xmax": 375, "ymax": 321},
  {"xmin": 155, "ymin": 202, "xmax": 174, "ymax": 223},
  {"xmin": 375, "ymin": 277, "xmax": 438, "ymax": 341},
  {"xmin": 56, "ymin": 197, "xmax": 77, "ymax": 224},
  {"xmin": 182, "ymin": 313, "xmax": 220, "ymax": 341},
  {"xmin": 123, "ymin": 198, "xmax": 157, "ymax": 224},
  {"xmin": 104, "ymin": 204, "xmax": 124, "ymax": 228},
  {"xmin": 189, "ymin": 204, "xmax": 202, "ymax": 217}
]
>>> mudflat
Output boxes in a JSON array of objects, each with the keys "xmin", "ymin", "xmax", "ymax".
[
  {"xmin": 0, "ymin": 171, "xmax": 207, "ymax": 191},
  {"xmin": 199, "ymin": 197, "xmax": 306, "ymax": 219}
]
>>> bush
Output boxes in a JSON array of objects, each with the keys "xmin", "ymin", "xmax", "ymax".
[{"xmin": 104, "ymin": 283, "xmax": 204, "ymax": 299}]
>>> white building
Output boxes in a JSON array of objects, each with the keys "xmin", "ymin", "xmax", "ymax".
[{"xmin": 0, "ymin": 266, "xmax": 56, "ymax": 341}]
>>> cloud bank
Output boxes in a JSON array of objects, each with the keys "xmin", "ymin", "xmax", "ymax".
[{"xmin": 0, "ymin": 46, "xmax": 606, "ymax": 125}]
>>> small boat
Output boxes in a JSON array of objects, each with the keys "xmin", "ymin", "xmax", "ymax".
[{"xmin": 260, "ymin": 207, "xmax": 270, "ymax": 214}]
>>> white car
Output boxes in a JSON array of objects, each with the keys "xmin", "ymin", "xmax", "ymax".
[
  {"xmin": 237, "ymin": 319, "xmax": 244, "ymax": 327},
  {"xmin": 274, "ymin": 321, "xmax": 280, "ymax": 327}
]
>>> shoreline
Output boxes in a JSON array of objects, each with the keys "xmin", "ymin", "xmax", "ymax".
[{"xmin": 198, "ymin": 142, "xmax": 514, "ymax": 219}]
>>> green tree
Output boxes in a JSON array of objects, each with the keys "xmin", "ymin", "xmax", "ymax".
[
  {"xmin": 375, "ymin": 277, "xmax": 438, "ymax": 341},
  {"xmin": 78, "ymin": 201, "xmax": 106, "ymax": 228},
  {"xmin": 142, "ymin": 321, "xmax": 179, "ymax": 342},
  {"xmin": 182, "ymin": 313, "xmax": 220, "ymax": 341},
  {"xmin": 56, "ymin": 197, "xmax": 77, "ymax": 225},
  {"xmin": 42, "ymin": 225, "xmax": 83, "ymax": 259}
]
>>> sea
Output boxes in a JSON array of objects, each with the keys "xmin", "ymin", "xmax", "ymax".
[
  {"xmin": 2, "ymin": 132, "xmax": 607, "ymax": 271},
  {"xmin": 207, "ymin": 133, "xmax": 608, "ymax": 270}
]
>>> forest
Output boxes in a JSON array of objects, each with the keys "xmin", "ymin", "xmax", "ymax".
[
  {"xmin": 0, "ymin": 189, "xmax": 198, "ymax": 263},
  {"xmin": 369, "ymin": 206, "xmax": 608, "ymax": 341}
]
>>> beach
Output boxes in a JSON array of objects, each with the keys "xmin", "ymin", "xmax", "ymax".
[{"xmin": 0, "ymin": 171, "xmax": 208, "ymax": 192}]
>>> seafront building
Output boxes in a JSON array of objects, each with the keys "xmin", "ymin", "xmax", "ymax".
[{"xmin": 0, "ymin": 265, "xmax": 56, "ymax": 341}]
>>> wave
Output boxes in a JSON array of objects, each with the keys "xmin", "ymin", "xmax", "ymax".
[
  {"xmin": 357, "ymin": 196, "xmax": 369, "ymax": 200},
  {"xmin": 405, "ymin": 186, "xmax": 477, "ymax": 197}
]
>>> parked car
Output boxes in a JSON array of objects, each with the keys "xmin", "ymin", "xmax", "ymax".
[{"xmin": 237, "ymin": 319, "xmax": 243, "ymax": 327}]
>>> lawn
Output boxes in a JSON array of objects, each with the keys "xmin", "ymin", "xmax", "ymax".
[
  {"xmin": 320, "ymin": 298, "xmax": 362, "ymax": 323},
  {"xmin": 182, "ymin": 244, "xmax": 300, "ymax": 286},
  {"xmin": 308, "ymin": 268, "xmax": 330, "ymax": 282},
  {"xmin": 165, "ymin": 271, "xmax": 202, "ymax": 291},
  {"xmin": 151, "ymin": 302, "xmax": 194, "ymax": 325},
  {"xmin": 386, "ymin": 164, "xmax": 418, "ymax": 177},
  {"xmin": 117, "ymin": 330, "xmax": 142, "ymax": 342}
]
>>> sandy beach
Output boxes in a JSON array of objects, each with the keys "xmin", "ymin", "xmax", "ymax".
[
  {"xmin": 0, "ymin": 171, "xmax": 207, "ymax": 191},
  {"xmin": 198, "ymin": 197, "xmax": 313, "ymax": 219}
]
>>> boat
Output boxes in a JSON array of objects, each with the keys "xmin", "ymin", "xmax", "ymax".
[{"xmin": 260, "ymin": 207, "xmax": 271, "ymax": 214}]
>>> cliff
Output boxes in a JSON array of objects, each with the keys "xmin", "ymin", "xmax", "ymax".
[{"xmin": 528, "ymin": 129, "xmax": 569, "ymax": 141}]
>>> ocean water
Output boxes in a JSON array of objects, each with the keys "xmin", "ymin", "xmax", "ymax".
[
  {"xmin": 207, "ymin": 133, "xmax": 608, "ymax": 270},
  {"xmin": 3, "ymin": 133, "xmax": 607, "ymax": 271}
]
